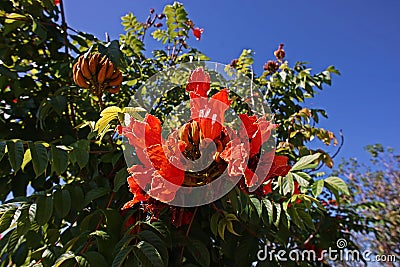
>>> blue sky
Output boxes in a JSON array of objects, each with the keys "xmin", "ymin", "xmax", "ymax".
[{"xmin": 65, "ymin": 0, "xmax": 400, "ymax": 163}]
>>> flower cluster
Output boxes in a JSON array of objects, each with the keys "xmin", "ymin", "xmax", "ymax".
[{"xmin": 119, "ymin": 68, "xmax": 292, "ymax": 209}]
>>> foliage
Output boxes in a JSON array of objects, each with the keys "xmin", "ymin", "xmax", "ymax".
[
  {"xmin": 0, "ymin": 1, "xmax": 366, "ymax": 266},
  {"xmin": 334, "ymin": 145, "xmax": 400, "ymax": 265}
]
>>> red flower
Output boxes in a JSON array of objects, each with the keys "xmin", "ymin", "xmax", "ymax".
[
  {"xmin": 192, "ymin": 27, "xmax": 204, "ymax": 40},
  {"xmin": 189, "ymin": 71, "xmax": 231, "ymax": 140},
  {"xmin": 119, "ymin": 67, "xmax": 284, "ymax": 207},
  {"xmin": 54, "ymin": 0, "xmax": 60, "ymax": 5},
  {"xmin": 239, "ymin": 114, "xmax": 277, "ymax": 157},
  {"xmin": 262, "ymin": 180, "xmax": 273, "ymax": 195},
  {"xmin": 186, "ymin": 67, "xmax": 210, "ymax": 97},
  {"xmin": 120, "ymin": 114, "xmax": 185, "ymax": 204},
  {"xmin": 122, "ymin": 176, "xmax": 149, "ymax": 210},
  {"xmin": 263, "ymin": 155, "xmax": 291, "ymax": 181}
]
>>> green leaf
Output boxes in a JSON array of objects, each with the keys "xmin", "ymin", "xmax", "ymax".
[
  {"xmin": 71, "ymin": 140, "xmax": 90, "ymax": 169},
  {"xmin": 28, "ymin": 142, "xmax": 48, "ymax": 177},
  {"xmin": 89, "ymin": 230, "xmax": 110, "ymax": 240},
  {"xmin": 297, "ymin": 209, "xmax": 315, "ymax": 230},
  {"xmin": 0, "ymin": 141, "xmax": 6, "ymax": 162},
  {"xmin": 112, "ymin": 246, "xmax": 133, "ymax": 267},
  {"xmin": 250, "ymin": 198, "xmax": 262, "ymax": 217},
  {"xmin": 139, "ymin": 230, "xmax": 168, "ymax": 266},
  {"xmin": 113, "ymin": 169, "xmax": 128, "ymax": 192},
  {"xmin": 53, "ymin": 190, "xmax": 71, "ymax": 218},
  {"xmin": 123, "ymin": 107, "xmax": 146, "ymax": 121},
  {"xmin": 210, "ymin": 212, "xmax": 220, "ymax": 237},
  {"xmin": 273, "ymin": 203, "xmax": 282, "ymax": 227},
  {"xmin": 28, "ymin": 203, "xmax": 36, "ymax": 223},
  {"xmin": 324, "ymin": 177, "xmax": 350, "ymax": 195},
  {"xmin": 36, "ymin": 196, "xmax": 53, "ymax": 225},
  {"xmin": 84, "ymin": 251, "xmax": 108, "ymax": 267},
  {"xmin": 283, "ymin": 172, "xmax": 294, "ymax": 195},
  {"xmin": 262, "ymin": 199, "xmax": 274, "ymax": 225},
  {"xmin": 132, "ymin": 241, "xmax": 164, "ymax": 267},
  {"xmin": 21, "ymin": 148, "xmax": 32, "ymax": 171},
  {"xmin": 187, "ymin": 239, "xmax": 210, "ymax": 267},
  {"xmin": 217, "ymin": 219, "xmax": 226, "ymax": 240},
  {"xmin": 292, "ymin": 172, "xmax": 310, "ymax": 187},
  {"xmin": 0, "ymin": 207, "xmax": 16, "ymax": 233},
  {"xmin": 6, "ymin": 140, "xmax": 24, "ymax": 173},
  {"xmin": 51, "ymin": 145, "xmax": 69, "ymax": 175},
  {"xmin": 83, "ymin": 187, "xmax": 109, "ymax": 207},
  {"xmin": 74, "ymin": 255, "xmax": 90, "ymax": 267},
  {"xmin": 312, "ymin": 180, "xmax": 324, "ymax": 197},
  {"xmin": 95, "ymin": 106, "xmax": 122, "ymax": 138},
  {"xmin": 54, "ymin": 252, "xmax": 76, "ymax": 267},
  {"xmin": 291, "ymin": 153, "xmax": 321, "ymax": 171},
  {"xmin": 226, "ymin": 220, "xmax": 240, "ymax": 236}
]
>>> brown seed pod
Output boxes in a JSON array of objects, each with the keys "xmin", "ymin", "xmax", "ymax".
[
  {"xmin": 107, "ymin": 71, "xmax": 123, "ymax": 87},
  {"xmin": 74, "ymin": 70, "xmax": 90, "ymax": 88},
  {"xmin": 78, "ymin": 57, "xmax": 91, "ymax": 80},
  {"xmin": 89, "ymin": 53, "xmax": 101, "ymax": 75},
  {"xmin": 274, "ymin": 43, "xmax": 285, "ymax": 61},
  {"xmin": 105, "ymin": 60, "xmax": 115, "ymax": 80},
  {"xmin": 108, "ymin": 86, "xmax": 120, "ymax": 94},
  {"xmin": 97, "ymin": 60, "xmax": 109, "ymax": 85}
]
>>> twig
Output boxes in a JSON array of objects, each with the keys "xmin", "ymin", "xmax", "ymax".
[
  {"xmin": 179, "ymin": 207, "xmax": 198, "ymax": 265},
  {"xmin": 331, "ymin": 130, "xmax": 344, "ymax": 159},
  {"xmin": 59, "ymin": 0, "xmax": 69, "ymax": 56},
  {"xmin": 75, "ymin": 191, "xmax": 115, "ymax": 266},
  {"xmin": 313, "ymin": 130, "xmax": 344, "ymax": 172}
]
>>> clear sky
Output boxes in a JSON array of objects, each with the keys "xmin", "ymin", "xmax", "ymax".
[{"xmin": 65, "ymin": 0, "xmax": 400, "ymax": 163}]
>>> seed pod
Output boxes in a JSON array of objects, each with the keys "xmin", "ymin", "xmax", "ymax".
[
  {"xmin": 79, "ymin": 56, "xmax": 92, "ymax": 80},
  {"xmin": 89, "ymin": 53, "xmax": 101, "ymax": 75},
  {"xmin": 108, "ymin": 86, "xmax": 120, "ymax": 94},
  {"xmin": 97, "ymin": 61, "xmax": 109, "ymax": 84},
  {"xmin": 274, "ymin": 43, "xmax": 285, "ymax": 61},
  {"xmin": 74, "ymin": 70, "xmax": 90, "ymax": 89},
  {"xmin": 108, "ymin": 71, "xmax": 123, "ymax": 87},
  {"xmin": 105, "ymin": 60, "xmax": 115, "ymax": 80}
]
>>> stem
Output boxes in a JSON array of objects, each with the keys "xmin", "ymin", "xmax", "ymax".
[
  {"xmin": 179, "ymin": 207, "xmax": 198, "ymax": 265},
  {"xmin": 59, "ymin": 0, "xmax": 69, "ymax": 56},
  {"xmin": 75, "ymin": 192, "xmax": 115, "ymax": 267}
]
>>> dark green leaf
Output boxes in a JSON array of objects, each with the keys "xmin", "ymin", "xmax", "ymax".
[
  {"xmin": 28, "ymin": 142, "xmax": 48, "ymax": 177},
  {"xmin": 83, "ymin": 187, "xmax": 109, "ymax": 207},
  {"xmin": 51, "ymin": 145, "xmax": 69, "ymax": 175},
  {"xmin": 54, "ymin": 189, "xmax": 71, "ymax": 218},
  {"xmin": 139, "ymin": 230, "xmax": 168, "ymax": 266},
  {"xmin": 36, "ymin": 196, "xmax": 53, "ymax": 225},
  {"xmin": 114, "ymin": 169, "xmax": 128, "ymax": 192},
  {"xmin": 132, "ymin": 241, "xmax": 164, "ymax": 267},
  {"xmin": 0, "ymin": 141, "xmax": 6, "ymax": 162},
  {"xmin": 112, "ymin": 246, "xmax": 133, "ymax": 267},
  {"xmin": 187, "ymin": 239, "xmax": 210, "ymax": 267},
  {"xmin": 84, "ymin": 251, "xmax": 108, "ymax": 267},
  {"xmin": 6, "ymin": 140, "xmax": 24, "ymax": 173}
]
